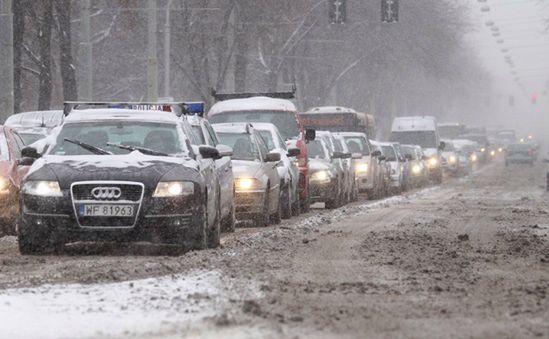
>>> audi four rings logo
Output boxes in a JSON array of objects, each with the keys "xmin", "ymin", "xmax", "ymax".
[{"xmin": 91, "ymin": 187, "xmax": 122, "ymax": 200}]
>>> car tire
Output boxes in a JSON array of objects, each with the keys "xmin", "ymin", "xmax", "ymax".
[
  {"xmin": 291, "ymin": 191, "xmax": 301, "ymax": 216},
  {"xmin": 221, "ymin": 192, "xmax": 236, "ymax": 233},
  {"xmin": 187, "ymin": 206, "xmax": 208, "ymax": 251},
  {"xmin": 281, "ymin": 185, "xmax": 292, "ymax": 219},
  {"xmin": 255, "ymin": 189, "xmax": 270, "ymax": 227},
  {"xmin": 270, "ymin": 192, "xmax": 282, "ymax": 225},
  {"xmin": 0, "ymin": 218, "xmax": 15, "ymax": 237},
  {"xmin": 207, "ymin": 201, "xmax": 221, "ymax": 249}
]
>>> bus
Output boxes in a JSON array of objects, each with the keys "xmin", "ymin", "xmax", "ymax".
[{"xmin": 300, "ymin": 106, "xmax": 376, "ymax": 139}]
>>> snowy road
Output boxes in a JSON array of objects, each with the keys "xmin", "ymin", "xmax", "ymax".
[{"xmin": 0, "ymin": 159, "xmax": 548, "ymax": 338}]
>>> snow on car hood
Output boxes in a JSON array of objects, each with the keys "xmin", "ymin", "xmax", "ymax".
[
  {"xmin": 231, "ymin": 159, "xmax": 263, "ymax": 178},
  {"xmin": 309, "ymin": 158, "xmax": 331, "ymax": 172}
]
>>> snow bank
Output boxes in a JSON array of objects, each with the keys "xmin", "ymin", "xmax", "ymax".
[{"xmin": 0, "ymin": 270, "xmax": 259, "ymax": 339}]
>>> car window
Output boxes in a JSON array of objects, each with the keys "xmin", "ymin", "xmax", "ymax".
[
  {"xmin": 50, "ymin": 121, "xmax": 185, "ymax": 156},
  {"xmin": 191, "ymin": 126, "xmax": 206, "ymax": 145},
  {"xmin": 209, "ymin": 110, "xmax": 300, "ymax": 140},
  {"xmin": 382, "ymin": 146, "xmax": 397, "ymax": 161},
  {"xmin": 216, "ymin": 132, "xmax": 260, "ymax": 161},
  {"xmin": 275, "ymin": 130, "xmax": 287, "ymax": 151},
  {"xmin": 254, "ymin": 131, "xmax": 269, "ymax": 160},
  {"xmin": 12, "ymin": 132, "xmax": 25, "ymax": 158},
  {"xmin": 344, "ymin": 136, "xmax": 370, "ymax": 155},
  {"xmin": 258, "ymin": 130, "xmax": 276, "ymax": 151},
  {"xmin": 307, "ymin": 140, "xmax": 326, "ymax": 159},
  {"xmin": 203, "ymin": 122, "xmax": 220, "ymax": 146}
]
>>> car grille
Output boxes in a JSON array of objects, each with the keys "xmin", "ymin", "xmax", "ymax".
[
  {"xmin": 72, "ymin": 184, "xmax": 143, "ymax": 202},
  {"xmin": 71, "ymin": 181, "xmax": 144, "ymax": 228}
]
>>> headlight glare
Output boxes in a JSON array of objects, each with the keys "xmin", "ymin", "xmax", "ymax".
[
  {"xmin": 0, "ymin": 177, "xmax": 9, "ymax": 192},
  {"xmin": 23, "ymin": 181, "xmax": 62, "ymax": 197},
  {"xmin": 449, "ymin": 155, "xmax": 457, "ymax": 164},
  {"xmin": 355, "ymin": 163, "xmax": 368, "ymax": 173},
  {"xmin": 471, "ymin": 154, "xmax": 478, "ymax": 162},
  {"xmin": 235, "ymin": 178, "xmax": 260, "ymax": 190},
  {"xmin": 153, "ymin": 181, "xmax": 194, "ymax": 197},
  {"xmin": 428, "ymin": 157, "xmax": 438, "ymax": 167},
  {"xmin": 412, "ymin": 164, "xmax": 422, "ymax": 174},
  {"xmin": 311, "ymin": 170, "xmax": 330, "ymax": 182}
]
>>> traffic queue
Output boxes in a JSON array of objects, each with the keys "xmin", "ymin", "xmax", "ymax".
[{"xmin": 0, "ymin": 92, "xmax": 495, "ymax": 255}]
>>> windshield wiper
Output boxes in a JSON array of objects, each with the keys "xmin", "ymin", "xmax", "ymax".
[
  {"xmin": 64, "ymin": 138, "xmax": 112, "ymax": 155},
  {"xmin": 107, "ymin": 142, "xmax": 168, "ymax": 157}
]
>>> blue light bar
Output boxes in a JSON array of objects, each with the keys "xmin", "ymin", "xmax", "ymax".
[{"xmin": 184, "ymin": 102, "xmax": 205, "ymax": 116}]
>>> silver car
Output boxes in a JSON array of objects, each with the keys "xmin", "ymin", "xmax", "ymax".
[
  {"xmin": 212, "ymin": 123, "xmax": 282, "ymax": 227},
  {"xmin": 187, "ymin": 115, "xmax": 236, "ymax": 232},
  {"xmin": 316, "ymin": 131, "xmax": 352, "ymax": 205},
  {"xmin": 333, "ymin": 133, "xmax": 360, "ymax": 202},
  {"xmin": 379, "ymin": 142, "xmax": 405, "ymax": 194},
  {"xmin": 253, "ymin": 122, "xmax": 301, "ymax": 218}
]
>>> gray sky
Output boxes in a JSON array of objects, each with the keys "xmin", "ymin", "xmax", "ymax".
[{"xmin": 464, "ymin": 0, "xmax": 549, "ymax": 137}]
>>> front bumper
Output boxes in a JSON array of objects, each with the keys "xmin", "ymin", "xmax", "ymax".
[
  {"xmin": 310, "ymin": 179, "xmax": 338, "ymax": 203},
  {"xmin": 21, "ymin": 192, "xmax": 203, "ymax": 244},
  {"xmin": 235, "ymin": 190, "xmax": 266, "ymax": 219}
]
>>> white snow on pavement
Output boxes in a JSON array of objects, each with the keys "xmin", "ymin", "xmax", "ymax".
[{"xmin": 0, "ymin": 270, "xmax": 258, "ymax": 339}]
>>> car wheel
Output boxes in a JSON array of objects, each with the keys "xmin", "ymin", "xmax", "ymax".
[
  {"xmin": 351, "ymin": 177, "xmax": 359, "ymax": 202},
  {"xmin": 221, "ymin": 201, "xmax": 236, "ymax": 233},
  {"xmin": 0, "ymin": 218, "xmax": 15, "ymax": 236},
  {"xmin": 291, "ymin": 190, "xmax": 301, "ymax": 216},
  {"xmin": 207, "ymin": 200, "xmax": 221, "ymax": 249},
  {"xmin": 255, "ymin": 189, "xmax": 270, "ymax": 227},
  {"xmin": 281, "ymin": 185, "xmax": 292, "ymax": 219},
  {"xmin": 187, "ymin": 205, "xmax": 207, "ymax": 251},
  {"xmin": 270, "ymin": 191, "xmax": 282, "ymax": 225}
]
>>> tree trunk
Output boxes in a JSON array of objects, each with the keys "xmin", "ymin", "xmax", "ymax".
[
  {"xmin": 12, "ymin": 0, "xmax": 25, "ymax": 113},
  {"xmin": 37, "ymin": 0, "xmax": 53, "ymax": 110},
  {"xmin": 54, "ymin": 0, "xmax": 77, "ymax": 101}
]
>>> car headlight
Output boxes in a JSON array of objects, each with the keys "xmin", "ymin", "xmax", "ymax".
[
  {"xmin": 428, "ymin": 157, "xmax": 438, "ymax": 167},
  {"xmin": 235, "ymin": 178, "xmax": 261, "ymax": 190},
  {"xmin": 355, "ymin": 163, "xmax": 368, "ymax": 173},
  {"xmin": 0, "ymin": 176, "xmax": 10, "ymax": 193},
  {"xmin": 412, "ymin": 164, "xmax": 422, "ymax": 174},
  {"xmin": 498, "ymin": 147, "xmax": 503, "ymax": 153},
  {"xmin": 22, "ymin": 181, "xmax": 62, "ymax": 197},
  {"xmin": 471, "ymin": 154, "xmax": 478, "ymax": 162},
  {"xmin": 481, "ymin": 147, "xmax": 486, "ymax": 153},
  {"xmin": 449, "ymin": 155, "xmax": 457, "ymax": 164},
  {"xmin": 490, "ymin": 150, "xmax": 496, "ymax": 156},
  {"xmin": 153, "ymin": 181, "xmax": 194, "ymax": 197},
  {"xmin": 311, "ymin": 170, "xmax": 330, "ymax": 182}
]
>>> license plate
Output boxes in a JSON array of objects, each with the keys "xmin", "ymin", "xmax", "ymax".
[{"xmin": 79, "ymin": 205, "xmax": 134, "ymax": 217}]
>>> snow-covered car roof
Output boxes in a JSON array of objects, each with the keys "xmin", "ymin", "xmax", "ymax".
[
  {"xmin": 4, "ymin": 110, "xmax": 64, "ymax": 128},
  {"xmin": 333, "ymin": 132, "xmax": 368, "ymax": 138},
  {"xmin": 304, "ymin": 106, "xmax": 356, "ymax": 114},
  {"xmin": 391, "ymin": 116, "xmax": 437, "ymax": 131},
  {"xmin": 64, "ymin": 109, "xmax": 182, "ymax": 124},
  {"xmin": 210, "ymin": 122, "xmax": 250, "ymax": 134},
  {"xmin": 208, "ymin": 97, "xmax": 296, "ymax": 116}
]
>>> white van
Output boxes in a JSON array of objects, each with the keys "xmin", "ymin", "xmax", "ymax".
[{"xmin": 389, "ymin": 116, "xmax": 445, "ymax": 183}]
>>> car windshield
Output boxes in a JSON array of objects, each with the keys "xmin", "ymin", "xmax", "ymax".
[
  {"xmin": 208, "ymin": 111, "xmax": 299, "ymax": 141},
  {"xmin": 190, "ymin": 126, "xmax": 206, "ymax": 145},
  {"xmin": 258, "ymin": 130, "xmax": 276, "ymax": 151},
  {"xmin": 307, "ymin": 140, "xmax": 326, "ymax": 159},
  {"xmin": 401, "ymin": 146, "xmax": 417, "ymax": 160},
  {"xmin": 391, "ymin": 131, "xmax": 437, "ymax": 149},
  {"xmin": 443, "ymin": 142, "xmax": 455, "ymax": 151},
  {"xmin": 49, "ymin": 121, "xmax": 184, "ymax": 156},
  {"xmin": 508, "ymin": 144, "xmax": 530, "ymax": 152},
  {"xmin": 344, "ymin": 136, "xmax": 370, "ymax": 155},
  {"xmin": 382, "ymin": 146, "xmax": 397, "ymax": 161},
  {"xmin": 216, "ymin": 132, "xmax": 260, "ymax": 161},
  {"xmin": 20, "ymin": 133, "xmax": 45, "ymax": 145}
]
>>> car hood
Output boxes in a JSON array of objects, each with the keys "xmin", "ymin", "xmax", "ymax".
[
  {"xmin": 423, "ymin": 148, "xmax": 439, "ymax": 157},
  {"xmin": 309, "ymin": 158, "xmax": 331, "ymax": 172},
  {"xmin": 232, "ymin": 160, "xmax": 263, "ymax": 179},
  {"xmin": 26, "ymin": 152, "xmax": 199, "ymax": 189}
]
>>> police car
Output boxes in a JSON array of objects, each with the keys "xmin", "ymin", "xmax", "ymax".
[{"xmin": 17, "ymin": 102, "xmax": 222, "ymax": 254}]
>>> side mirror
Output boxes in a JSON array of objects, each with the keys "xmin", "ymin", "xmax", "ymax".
[
  {"xmin": 405, "ymin": 154, "xmax": 413, "ymax": 161},
  {"xmin": 332, "ymin": 151, "xmax": 344, "ymax": 159},
  {"xmin": 216, "ymin": 144, "xmax": 233, "ymax": 157},
  {"xmin": 351, "ymin": 153, "xmax": 362, "ymax": 159},
  {"xmin": 18, "ymin": 157, "xmax": 36, "ymax": 166},
  {"xmin": 199, "ymin": 145, "xmax": 221, "ymax": 159},
  {"xmin": 378, "ymin": 155, "xmax": 386, "ymax": 161},
  {"xmin": 305, "ymin": 128, "xmax": 316, "ymax": 141},
  {"xmin": 343, "ymin": 152, "xmax": 352, "ymax": 159},
  {"xmin": 371, "ymin": 150, "xmax": 382, "ymax": 157},
  {"xmin": 287, "ymin": 148, "xmax": 301, "ymax": 157},
  {"xmin": 21, "ymin": 146, "xmax": 41, "ymax": 159},
  {"xmin": 422, "ymin": 155, "xmax": 429, "ymax": 161},
  {"xmin": 438, "ymin": 141, "xmax": 446, "ymax": 151},
  {"xmin": 265, "ymin": 152, "xmax": 281, "ymax": 162}
]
